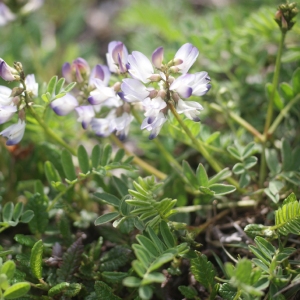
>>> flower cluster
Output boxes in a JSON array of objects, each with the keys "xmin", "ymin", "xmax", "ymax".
[
  {"xmin": 54, "ymin": 41, "xmax": 211, "ymax": 140},
  {"xmin": 0, "ymin": 60, "xmax": 38, "ymax": 145}
]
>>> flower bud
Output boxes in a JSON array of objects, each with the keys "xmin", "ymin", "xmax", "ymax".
[
  {"xmin": 113, "ymin": 81, "xmax": 121, "ymax": 92},
  {"xmin": 62, "ymin": 58, "xmax": 90, "ymax": 83},
  {"xmin": 158, "ymin": 90, "xmax": 166, "ymax": 99},
  {"xmin": 18, "ymin": 109, "xmax": 26, "ymax": 121},
  {"xmin": 10, "ymin": 87, "xmax": 24, "ymax": 97},
  {"xmin": 149, "ymin": 90, "xmax": 158, "ymax": 99},
  {"xmin": 152, "ymin": 47, "xmax": 164, "ymax": 69},
  {"xmin": 169, "ymin": 66, "xmax": 179, "ymax": 74},
  {"xmin": 0, "ymin": 59, "xmax": 17, "ymax": 81},
  {"xmin": 148, "ymin": 74, "xmax": 161, "ymax": 82}
]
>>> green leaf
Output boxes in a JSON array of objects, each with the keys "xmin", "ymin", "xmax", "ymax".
[
  {"xmin": 191, "ymin": 253, "xmax": 215, "ymax": 292},
  {"xmin": 27, "ymin": 194, "xmax": 48, "ymax": 234},
  {"xmin": 12, "ymin": 203, "xmax": 23, "ymax": 222},
  {"xmin": 44, "ymin": 161, "xmax": 61, "ymax": 186},
  {"xmin": 94, "ymin": 281, "xmax": 121, "ymax": 300},
  {"xmin": 55, "ymin": 78, "xmax": 65, "ymax": 95},
  {"xmin": 47, "ymin": 76, "xmax": 58, "ymax": 96},
  {"xmin": 91, "ymin": 144, "xmax": 101, "ymax": 169},
  {"xmin": 119, "ymin": 196, "xmax": 131, "ymax": 216},
  {"xmin": 266, "ymin": 82, "xmax": 283, "ymax": 110},
  {"xmin": 113, "ymin": 149, "xmax": 125, "ymax": 162},
  {"xmin": 160, "ymin": 221, "xmax": 175, "ymax": 248},
  {"xmin": 64, "ymin": 82, "xmax": 77, "ymax": 93},
  {"xmin": 265, "ymin": 148, "xmax": 281, "ymax": 175},
  {"xmin": 1, "ymin": 260, "xmax": 16, "ymax": 280},
  {"xmin": 232, "ymin": 163, "xmax": 245, "ymax": 174},
  {"xmin": 77, "ymin": 145, "xmax": 90, "ymax": 174},
  {"xmin": 94, "ymin": 192, "xmax": 120, "ymax": 207},
  {"xmin": 280, "ymin": 82, "xmax": 294, "ymax": 101},
  {"xmin": 242, "ymin": 142, "xmax": 255, "ymax": 159},
  {"xmin": 48, "ymin": 282, "xmax": 69, "ymax": 297},
  {"xmin": 239, "ymin": 172, "xmax": 251, "ymax": 188},
  {"xmin": 208, "ymin": 168, "xmax": 232, "ymax": 185},
  {"xmin": 123, "ymin": 276, "xmax": 141, "ymax": 287},
  {"xmin": 254, "ymin": 236, "xmax": 275, "ymax": 259},
  {"xmin": 34, "ymin": 180, "xmax": 44, "ymax": 196},
  {"xmin": 281, "ymin": 139, "xmax": 293, "ymax": 171},
  {"xmin": 95, "ymin": 212, "xmax": 120, "ymax": 226},
  {"xmin": 252, "ymin": 258, "xmax": 269, "ymax": 273},
  {"xmin": 275, "ymin": 197, "xmax": 300, "ymax": 235},
  {"xmin": 227, "ymin": 146, "xmax": 241, "ymax": 160},
  {"xmin": 244, "ymin": 224, "xmax": 276, "ymax": 239},
  {"xmin": 3, "ymin": 202, "xmax": 14, "ymax": 222},
  {"xmin": 132, "ymin": 260, "xmax": 147, "ymax": 278},
  {"xmin": 20, "ymin": 210, "xmax": 34, "ymax": 223},
  {"xmin": 209, "ymin": 184, "xmax": 236, "ymax": 196},
  {"xmin": 112, "ymin": 176, "xmax": 128, "ymax": 198},
  {"xmin": 30, "ymin": 240, "xmax": 44, "ymax": 280},
  {"xmin": 178, "ymin": 285, "xmax": 198, "ymax": 299},
  {"xmin": 219, "ymin": 283, "xmax": 237, "ymax": 300},
  {"xmin": 139, "ymin": 285, "xmax": 153, "ymax": 300},
  {"xmin": 292, "ymin": 68, "xmax": 300, "ymax": 94},
  {"xmin": 283, "ymin": 192, "xmax": 297, "ymax": 205},
  {"xmin": 143, "ymin": 272, "xmax": 165, "ymax": 284},
  {"xmin": 136, "ymin": 235, "xmax": 159, "ymax": 257},
  {"xmin": 101, "ymin": 144, "xmax": 112, "ymax": 166},
  {"xmin": 147, "ymin": 227, "xmax": 166, "ymax": 253},
  {"xmin": 182, "ymin": 161, "xmax": 198, "ymax": 188},
  {"xmin": 243, "ymin": 156, "xmax": 258, "ymax": 169},
  {"xmin": 3, "ymin": 282, "xmax": 30, "ymax": 299},
  {"xmin": 148, "ymin": 252, "xmax": 175, "ymax": 273},
  {"xmin": 101, "ymin": 271, "xmax": 128, "ymax": 283},
  {"xmin": 61, "ymin": 149, "xmax": 77, "ymax": 180},
  {"xmin": 196, "ymin": 163, "xmax": 209, "ymax": 187},
  {"xmin": 14, "ymin": 234, "xmax": 37, "ymax": 247}
]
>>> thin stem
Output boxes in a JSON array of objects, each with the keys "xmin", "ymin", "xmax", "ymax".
[
  {"xmin": 209, "ymin": 103, "xmax": 265, "ymax": 142},
  {"xmin": 259, "ymin": 32, "xmax": 286, "ymax": 187},
  {"xmin": 168, "ymin": 102, "xmax": 239, "ymax": 188},
  {"xmin": 175, "ymin": 199, "xmax": 256, "ymax": 213},
  {"xmin": 264, "ymin": 32, "xmax": 286, "ymax": 135},
  {"xmin": 110, "ymin": 135, "xmax": 167, "ymax": 180},
  {"xmin": 20, "ymin": 79, "xmax": 77, "ymax": 156},
  {"xmin": 268, "ymin": 93, "xmax": 300, "ymax": 135},
  {"xmin": 131, "ymin": 107, "xmax": 183, "ymax": 175}
]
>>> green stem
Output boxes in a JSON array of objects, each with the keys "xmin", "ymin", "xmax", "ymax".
[
  {"xmin": 47, "ymin": 183, "xmax": 75, "ymax": 212},
  {"xmin": 209, "ymin": 103, "xmax": 265, "ymax": 142},
  {"xmin": 264, "ymin": 32, "xmax": 286, "ymax": 136},
  {"xmin": 110, "ymin": 135, "xmax": 167, "ymax": 180},
  {"xmin": 268, "ymin": 93, "xmax": 300, "ymax": 135},
  {"xmin": 259, "ymin": 32, "xmax": 286, "ymax": 187},
  {"xmin": 175, "ymin": 199, "xmax": 256, "ymax": 213},
  {"xmin": 20, "ymin": 80, "xmax": 77, "ymax": 156},
  {"xmin": 131, "ymin": 108, "xmax": 183, "ymax": 174},
  {"xmin": 168, "ymin": 102, "xmax": 239, "ymax": 188}
]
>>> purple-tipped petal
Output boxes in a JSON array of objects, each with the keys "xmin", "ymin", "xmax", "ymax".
[
  {"xmin": 75, "ymin": 105, "xmax": 95, "ymax": 129},
  {"xmin": 106, "ymin": 41, "xmax": 128, "ymax": 73},
  {"xmin": 0, "ymin": 119, "xmax": 25, "ymax": 145},
  {"xmin": 62, "ymin": 63, "xmax": 72, "ymax": 83},
  {"xmin": 50, "ymin": 93, "xmax": 78, "ymax": 116},
  {"xmin": 0, "ymin": 105, "xmax": 17, "ymax": 124},
  {"xmin": 112, "ymin": 43, "xmax": 124, "ymax": 63},
  {"xmin": 174, "ymin": 43, "xmax": 199, "ymax": 74},
  {"xmin": 0, "ymin": 60, "xmax": 16, "ymax": 81},
  {"xmin": 152, "ymin": 47, "xmax": 164, "ymax": 69}
]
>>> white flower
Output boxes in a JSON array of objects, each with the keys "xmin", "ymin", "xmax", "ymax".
[
  {"xmin": 0, "ymin": 86, "xmax": 13, "ymax": 105},
  {"xmin": 106, "ymin": 41, "xmax": 128, "ymax": 73},
  {"xmin": 174, "ymin": 43, "xmax": 199, "ymax": 74},
  {"xmin": 25, "ymin": 74, "xmax": 38, "ymax": 97},
  {"xmin": 121, "ymin": 78, "xmax": 150, "ymax": 102},
  {"xmin": 0, "ymin": 105, "xmax": 17, "ymax": 124},
  {"xmin": 0, "ymin": 3, "xmax": 15, "ymax": 27},
  {"xmin": 75, "ymin": 106, "xmax": 95, "ymax": 129},
  {"xmin": 89, "ymin": 64, "xmax": 110, "ymax": 88},
  {"xmin": 0, "ymin": 119, "xmax": 25, "ymax": 145},
  {"xmin": 170, "ymin": 72, "xmax": 211, "ymax": 98},
  {"xmin": 141, "ymin": 111, "xmax": 167, "ymax": 140},
  {"xmin": 176, "ymin": 98, "xmax": 203, "ymax": 121},
  {"xmin": 127, "ymin": 51, "xmax": 154, "ymax": 83},
  {"xmin": 88, "ymin": 78, "xmax": 117, "ymax": 105},
  {"xmin": 50, "ymin": 93, "xmax": 78, "ymax": 116}
]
